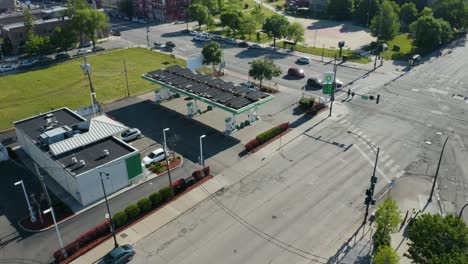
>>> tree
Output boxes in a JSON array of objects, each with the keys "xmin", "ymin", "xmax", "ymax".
[
  {"xmin": 202, "ymin": 41, "xmax": 222, "ymax": 73},
  {"xmin": 372, "ymin": 245, "xmax": 399, "ymax": 264},
  {"xmin": 375, "ymin": 198, "xmax": 402, "ymax": 233},
  {"xmin": 24, "ymin": 33, "xmax": 51, "ymax": 55},
  {"xmin": 326, "ymin": 0, "xmax": 354, "ymax": 20},
  {"xmin": 432, "ymin": 0, "xmax": 468, "ymax": 29},
  {"xmin": 263, "ymin": 14, "xmax": 289, "ymax": 49},
  {"xmin": 370, "ymin": 0, "xmax": 400, "ymax": 41},
  {"xmin": 248, "ymin": 58, "xmax": 281, "ymax": 88},
  {"xmin": 23, "ymin": 8, "xmax": 35, "ymax": 34},
  {"xmin": 72, "ymin": 9, "xmax": 109, "ymax": 50},
  {"xmin": 420, "ymin": 7, "xmax": 433, "ymax": 17},
  {"xmin": 353, "ymin": 0, "xmax": 380, "ymax": 26},
  {"xmin": 193, "ymin": 0, "xmax": 219, "ymax": 15},
  {"xmin": 65, "ymin": 0, "xmax": 89, "ymax": 17},
  {"xmin": 389, "ymin": 1, "xmax": 400, "ymax": 16},
  {"xmin": 286, "ymin": 22, "xmax": 305, "ymax": 44},
  {"xmin": 411, "ymin": 16, "xmax": 453, "ymax": 53},
  {"xmin": 239, "ymin": 14, "xmax": 257, "ymax": 39},
  {"xmin": 50, "ymin": 25, "xmax": 76, "ymax": 52},
  {"xmin": 189, "ymin": 4, "xmax": 212, "ymax": 29},
  {"xmin": 400, "ymin": 2, "xmax": 418, "ymax": 28},
  {"xmin": 118, "ymin": 0, "xmax": 134, "ymax": 18},
  {"xmin": 220, "ymin": 10, "xmax": 242, "ymax": 37},
  {"xmin": 251, "ymin": 4, "xmax": 265, "ymax": 26},
  {"xmin": 406, "ymin": 213, "xmax": 468, "ymax": 264}
]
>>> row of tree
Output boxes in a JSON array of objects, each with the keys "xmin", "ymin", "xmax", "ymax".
[
  {"xmin": 23, "ymin": 0, "xmax": 109, "ymax": 55},
  {"xmin": 370, "ymin": 198, "xmax": 468, "ymax": 264}
]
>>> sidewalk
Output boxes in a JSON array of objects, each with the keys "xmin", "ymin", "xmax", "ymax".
[{"xmin": 71, "ymin": 102, "xmax": 349, "ymax": 263}]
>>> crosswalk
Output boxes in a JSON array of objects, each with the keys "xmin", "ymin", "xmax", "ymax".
[{"xmin": 337, "ymin": 117, "xmax": 407, "ymax": 183}]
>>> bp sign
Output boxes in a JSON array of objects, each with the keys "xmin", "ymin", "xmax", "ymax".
[{"xmin": 323, "ymin": 72, "xmax": 334, "ymax": 95}]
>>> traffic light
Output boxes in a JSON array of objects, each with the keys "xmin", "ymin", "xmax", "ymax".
[
  {"xmin": 364, "ymin": 196, "xmax": 376, "ymax": 205},
  {"xmin": 338, "ymin": 41, "xmax": 345, "ymax": 58},
  {"xmin": 376, "ymin": 95, "xmax": 380, "ymax": 104}
]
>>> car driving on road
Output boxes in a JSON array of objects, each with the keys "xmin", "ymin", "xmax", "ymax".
[
  {"xmin": 288, "ymin": 67, "xmax": 305, "ymax": 78},
  {"xmin": 297, "ymin": 56, "xmax": 311, "ymax": 64}
]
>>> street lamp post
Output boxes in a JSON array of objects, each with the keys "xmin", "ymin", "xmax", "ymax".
[
  {"xmin": 81, "ymin": 56, "xmax": 98, "ymax": 116},
  {"xmin": 99, "ymin": 172, "xmax": 119, "ymax": 248},
  {"xmin": 43, "ymin": 207, "xmax": 67, "ymax": 258},
  {"xmin": 14, "ymin": 180, "xmax": 36, "ymax": 223},
  {"xmin": 329, "ymin": 55, "xmax": 338, "ymax": 117},
  {"xmin": 460, "ymin": 203, "xmax": 468, "ymax": 218},
  {"xmin": 199, "ymin": 135, "xmax": 206, "ymax": 168},
  {"xmin": 162, "ymin": 128, "xmax": 175, "ymax": 198},
  {"xmin": 428, "ymin": 135, "xmax": 451, "ymax": 203}
]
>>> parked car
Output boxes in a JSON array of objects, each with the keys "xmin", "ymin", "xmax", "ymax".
[
  {"xmin": 193, "ymin": 35, "xmax": 210, "ymax": 41},
  {"xmin": 238, "ymin": 41, "xmax": 249, "ymax": 48},
  {"xmin": 143, "ymin": 148, "xmax": 168, "ymax": 166},
  {"xmin": 162, "ymin": 46, "xmax": 173, "ymax": 52},
  {"xmin": 78, "ymin": 41, "xmax": 93, "ymax": 48},
  {"xmin": 154, "ymin": 42, "xmax": 166, "ymax": 49},
  {"xmin": 99, "ymin": 244, "xmax": 135, "ymax": 264},
  {"xmin": 93, "ymin": 46, "xmax": 106, "ymax": 52},
  {"xmin": 297, "ymin": 56, "xmax": 311, "ymax": 64},
  {"xmin": 110, "ymin": 30, "xmax": 121, "ymax": 36},
  {"xmin": 248, "ymin": 44, "xmax": 263, "ymax": 49},
  {"xmin": 188, "ymin": 30, "xmax": 199, "ymax": 36},
  {"xmin": 77, "ymin": 49, "xmax": 92, "ymax": 55},
  {"xmin": 20, "ymin": 59, "xmax": 38, "ymax": 67},
  {"xmin": 240, "ymin": 82, "xmax": 259, "ymax": 91},
  {"xmin": 211, "ymin": 34, "xmax": 223, "ymax": 41},
  {"xmin": 55, "ymin": 53, "xmax": 70, "ymax": 60},
  {"xmin": 224, "ymin": 38, "xmax": 237, "ymax": 45},
  {"xmin": 165, "ymin": 41, "xmax": 176, "ymax": 48},
  {"xmin": 306, "ymin": 77, "xmax": 322, "ymax": 88},
  {"xmin": 288, "ymin": 67, "xmax": 305, "ymax": 78},
  {"xmin": 120, "ymin": 128, "xmax": 141, "ymax": 142},
  {"xmin": 0, "ymin": 64, "xmax": 18, "ymax": 72}
]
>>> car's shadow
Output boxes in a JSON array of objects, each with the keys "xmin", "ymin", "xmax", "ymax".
[{"xmin": 283, "ymin": 75, "xmax": 305, "ymax": 80}]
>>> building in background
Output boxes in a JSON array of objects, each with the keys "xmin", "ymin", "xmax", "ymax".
[
  {"xmin": 103, "ymin": 0, "xmax": 190, "ymax": 22},
  {"xmin": 0, "ymin": 0, "xmax": 15, "ymax": 13},
  {"xmin": 309, "ymin": 0, "xmax": 326, "ymax": 17},
  {"xmin": 14, "ymin": 108, "xmax": 144, "ymax": 207}
]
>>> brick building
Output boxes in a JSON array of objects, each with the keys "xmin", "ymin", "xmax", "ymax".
[{"xmin": 103, "ymin": 0, "xmax": 190, "ymax": 22}]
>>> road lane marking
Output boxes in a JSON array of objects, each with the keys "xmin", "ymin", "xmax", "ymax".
[
  {"xmin": 385, "ymin": 160, "xmax": 394, "ymax": 167},
  {"xmin": 354, "ymin": 144, "xmax": 391, "ymax": 183}
]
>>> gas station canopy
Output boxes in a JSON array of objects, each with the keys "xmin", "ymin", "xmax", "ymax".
[{"xmin": 142, "ymin": 65, "xmax": 273, "ymax": 115}]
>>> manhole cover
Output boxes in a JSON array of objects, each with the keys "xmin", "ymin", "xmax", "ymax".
[{"xmin": 120, "ymin": 233, "xmax": 128, "ymax": 238}]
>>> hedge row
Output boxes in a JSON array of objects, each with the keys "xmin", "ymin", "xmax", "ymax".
[{"xmin": 245, "ymin": 122, "xmax": 290, "ymax": 152}]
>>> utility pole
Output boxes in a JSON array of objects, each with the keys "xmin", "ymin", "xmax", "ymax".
[
  {"xmin": 81, "ymin": 56, "xmax": 99, "ymax": 115},
  {"xmin": 99, "ymin": 172, "xmax": 119, "ymax": 248},
  {"xmin": 321, "ymin": 43, "xmax": 324, "ymax": 62},
  {"xmin": 328, "ymin": 55, "xmax": 337, "ymax": 117},
  {"xmin": 123, "ymin": 57, "xmax": 130, "ymax": 97},
  {"xmin": 146, "ymin": 26, "xmax": 150, "ymax": 48},
  {"xmin": 366, "ymin": 0, "xmax": 372, "ymax": 27},
  {"xmin": 364, "ymin": 147, "xmax": 379, "ymax": 225},
  {"xmin": 162, "ymin": 128, "xmax": 175, "ymax": 198},
  {"xmin": 428, "ymin": 135, "xmax": 450, "ymax": 203}
]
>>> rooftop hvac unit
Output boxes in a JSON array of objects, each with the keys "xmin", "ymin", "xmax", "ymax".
[
  {"xmin": 71, "ymin": 157, "xmax": 77, "ymax": 164},
  {"xmin": 103, "ymin": 149, "xmax": 109, "ymax": 156},
  {"xmin": 79, "ymin": 160, "xmax": 86, "ymax": 167}
]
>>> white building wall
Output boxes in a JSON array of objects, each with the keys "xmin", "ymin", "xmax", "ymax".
[
  {"xmin": 15, "ymin": 129, "xmax": 82, "ymax": 204},
  {"xmin": 77, "ymin": 157, "xmax": 130, "ymax": 206}
]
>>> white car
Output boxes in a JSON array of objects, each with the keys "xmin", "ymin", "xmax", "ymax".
[
  {"xmin": 143, "ymin": 148, "xmax": 168, "ymax": 166},
  {"xmin": 193, "ymin": 36, "xmax": 210, "ymax": 41},
  {"xmin": 120, "ymin": 128, "xmax": 141, "ymax": 142},
  {"xmin": 189, "ymin": 30, "xmax": 199, "ymax": 36},
  {"xmin": 77, "ymin": 49, "xmax": 92, "ymax": 55},
  {"xmin": 297, "ymin": 56, "xmax": 311, "ymax": 64},
  {"xmin": 211, "ymin": 34, "xmax": 223, "ymax": 41}
]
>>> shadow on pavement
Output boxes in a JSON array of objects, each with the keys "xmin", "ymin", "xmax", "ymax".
[
  {"xmin": 107, "ymin": 100, "xmax": 240, "ymax": 164},
  {"xmin": 326, "ymin": 222, "xmax": 374, "ymax": 264}
]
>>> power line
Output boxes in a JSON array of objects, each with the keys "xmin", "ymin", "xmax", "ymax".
[{"xmin": 197, "ymin": 184, "xmax": 329, "ymax": 263}]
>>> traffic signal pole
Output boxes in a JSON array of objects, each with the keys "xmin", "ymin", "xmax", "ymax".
[
  {"xmin": 329, "ymin": 56, "xmax": 338, "ymax": 117},
  {"xmin": 364, "ymin": 147, "xmax": 380, "ymax": 225}
]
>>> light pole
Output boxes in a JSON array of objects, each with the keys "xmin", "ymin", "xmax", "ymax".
[
  {"xmin": 14, "ymin": 180, "xmax": 36, "ymax": 223},
  {"xmin": 460, "ymin": 203, "xmax": 468, "ymax": 218},
  {"xmin": 43, "ymin": 207, "xmax": 67, "ymax": 258},
  {"xmin": 199, "ymin": 135, "xmax": 206, "ymax": 168},
  {"xmin": 428, "ymin": 134, "xmax": 451, "ymax": 203},
  {"xmin": 81, "ymin": 56, "xmax": 98, "ymax": 116},
  {"xmin": 162, "ymin": 128, "xmax": 174, "ymax": 198},
  {"xmin": 99, "ymin": 172, "xmax": 119, "ymax": 248},
  {"xmin": 328, "ymin": 55, "xmax": 337, "ymax": 117}
]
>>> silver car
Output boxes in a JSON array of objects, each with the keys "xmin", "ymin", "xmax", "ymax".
[
  {"xmin": 100, "ymin": 244, "xmax": 135, "ymax": 264},
  {"xmin": 121, "ymin": 128, "xmax": 141, "ymax": 142}
]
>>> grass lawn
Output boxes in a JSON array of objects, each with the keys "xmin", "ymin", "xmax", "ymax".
[
  {"xmin": 277, "ymin": 41, "xmax": 371, "ymax": 64},
  {"xmin": 213, "ymin": 0, "xmax": 276, "ymax": 19},
  {"xmin": 0, "ymin": 48, "xmax": 185, "ymax": 130},
  {"xmin": 381, "ymin": 33, "xmax": 414, "ymax": 60},
  {"xmin": 264, "ymin": 0, "xmax": 286, "ymax": 10},
  {"xmin": 216, "ymin": 29, "xmax": 272, "ymax": 43}
]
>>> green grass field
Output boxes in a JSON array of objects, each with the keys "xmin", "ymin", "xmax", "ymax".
[
  {"xmin": 0, "ymin": 48, "xmax": 185, "ymax": 130},
  {"xmin": 277, "ymin": 41, "xmax": 371, "ymax": 64},
  {"xmin": 381, "ymin": 33, "xmax": 414, "ymax": 60}
]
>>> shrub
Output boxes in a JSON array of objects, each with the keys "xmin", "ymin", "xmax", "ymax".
[
  {"xmin": 124, "ymin": 204, "xmax": 141, "ymax": 220},
  {"xmin": 150, "ymin": 162, "xmax": 167, "ymax": 174},
  {"xmin": 159, "ymin": 186, "xmax": 172, "ymax": 201},
  {"xmin": 373, "ymin": 228, "xmax": 391, "ymax": 249},
  {"xmin": 137, "ymin": 197, "xmax": 152, "ymax": 212},
  {"xmin": 278, "ymin": 122, "xmax": 289, "ymax": 131},
  {"xmin": 192, "ymin": 169, "xmax": 204, "ymax": 180},
  {"xmin": 203, "ymin": 166, "xmax": 210, "ymax": 177},
  {"xmin": 244, "ymin": 120, "xmax": 250, "ymax": 126},
  {"xmin": 299, "ymin": 97, "xmax": 315, "ymax": 110},
  {"xmin": 245, "ymin": 138, "xmax": 259, "ymax": 151},
  {"xmin": 6, "ymin": 147, "xmax": 17, "ymax": 160},
  {"xmin": 113, "ymin": 211, "xmax": 128, "ymax": 228},
  {"xmin": 172, "ymin": 178, "xmax": 186, "ymax": 194},
  {"xmin": 244, "ymin": 3, "xmax": 248, "ymax": 9},
  {"xmin": 149, "ymin": 191, "xmax": 163, "ymax": 207}
]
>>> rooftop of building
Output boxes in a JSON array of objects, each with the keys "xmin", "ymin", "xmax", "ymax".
[
  {"xmin": 2, "ymin": 16, "xmax": 68, "ymax": 30},
  {"xmin": 14, "ymin": 108, "xmax": 86, "ymax": 141},
  {"xmin": 55, "ymin": 136, "xmax": 136, "ymax": 176}
]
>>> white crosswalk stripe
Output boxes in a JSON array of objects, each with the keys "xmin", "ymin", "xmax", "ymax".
[{"xmin": 385, "ymin": 160, "xmax": 394, "ymax": 167}]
